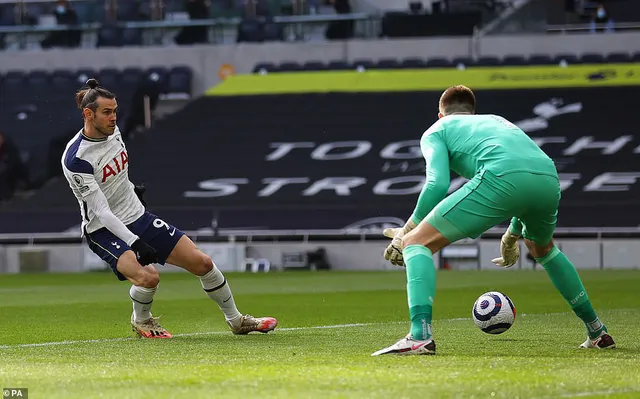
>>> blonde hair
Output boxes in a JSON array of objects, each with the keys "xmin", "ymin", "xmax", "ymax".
[{"xmin": 439, "ymin": 85, "xmax": 476, "ymax": 115}]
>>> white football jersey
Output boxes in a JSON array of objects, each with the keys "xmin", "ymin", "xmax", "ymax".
[{"xmin": 62, "ymin": 127, "xmax": 144, "ymax": 236}]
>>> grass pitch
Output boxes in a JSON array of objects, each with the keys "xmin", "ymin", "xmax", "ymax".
[{"xmin": 1, "ymin": 269, "xmax": 639, "ymax": 398}]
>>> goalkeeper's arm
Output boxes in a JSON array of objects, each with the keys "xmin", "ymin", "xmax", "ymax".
[{"xmin": 408, "ymin": 135, "xmax": 451, "ymax": 226}]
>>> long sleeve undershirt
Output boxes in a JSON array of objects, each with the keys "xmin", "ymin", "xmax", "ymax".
[{"xmin": 85, "ymin": 188, "xmax": 139, "ymax": 246}]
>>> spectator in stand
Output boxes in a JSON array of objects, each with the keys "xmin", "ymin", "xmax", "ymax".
[
  {"xmin": 175, "ymin": 0, "xmax": 211, "ymax": 45},
  {"xmin": 41, "ymin": 0, "xmax": 81, "ymax": 48},
  {"xmin": 325, "ymin": 0, "xmax": 353, "ymax": 40},
  {"xmin": 590, "ymin": 2, "xmax": 614, "ymax": 33}
]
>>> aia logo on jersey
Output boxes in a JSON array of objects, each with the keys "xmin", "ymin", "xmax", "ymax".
[{"xmin": 102, "ymin": 151, "xmax": 129, "ymax": 182}]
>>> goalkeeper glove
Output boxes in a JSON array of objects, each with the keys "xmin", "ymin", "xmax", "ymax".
[
  {"xmin": 134, "ymin": 183, "xmax": 147, "ymax": 207},
  {"xmin": 383, "ymin": 220, "xmax": 417, "ymax": 267},
  {"xmin": 491, "ymin": 229, "xmax": 521, "ymax": 268}
]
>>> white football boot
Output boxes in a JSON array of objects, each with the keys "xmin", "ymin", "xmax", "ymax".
[
  {"xmin": 579, "ymin": 331, "xmax": 616, "ymax": 349},
  {"xmin": 371, "ymin": 333, "xmax": 436, "ymax": 356}
]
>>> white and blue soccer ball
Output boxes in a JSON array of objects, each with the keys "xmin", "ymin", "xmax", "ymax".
[{"xmin": 472, "ymin": 291, "xmax": 516, "ymax": 334}]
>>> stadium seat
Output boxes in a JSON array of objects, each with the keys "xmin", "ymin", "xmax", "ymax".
[
  {"xmin": 632, "ymin": 52, "xmax": 640, "ymax": 62},
  {"xmin": 96, "ymin": 24, "xmax": 122, "ymax": 47},
  {"xmin": 580, "ymin": 53, "xmax": 605, "ymax": 64},
  {"xmin": 375, "ymin": 59, "xmax": 400, "ymax": 69},
  {"xmin": 605, "ymin": 52, "xmax": 631, "ymax": 63},
  {"xmin": 166, "ymin": 66, "xmax": 193, "ymax": 99},
  {"xmin": 237, "ymin": 18, "xmax": 263, "ymax": 43},
  {"xmin": 75, "ymin": 69, "xmax": 97, "ymax": 85},
  {"xmin": 0, "ymin": 71, "xmax": 27, "ymax": 104},
  {"xmin": 302, "ymin": 61, "xmax": 327, "ymax": 71},
  {"xmin": 400, "ymin": 58, "xmax": 426, "ymax": 69},
  {"xmin": 501, "ymin": 55, "xmax": 527, "ymax": 66},
  {"xmin": 352, "ymin": 59, "xmax": 375, "ymax": 70},
  {"xmin": 24, "ymin": 4, "xmax": 43, "ymax": 22},
  {"xmin": 97, "ymin": 68, "xmax": 121, "ymax": 91},
  {"xmin": 145, "ymin": 67, "xmax": 169, "ymax": 93},
  {"xmin": 163, "ymin": 0, "xmax": 184, "ymax": 13},
  {"xmin": 51, "ymin": 70, "xmax": 75, "ymax": 90},
  {"xmin": 326, "ymin": 60, "xmax": 350, "ymax": 71},
  {"xmin": 27, "ymin": 70, "xmax": 52, "ymax": 92},
  {"xmin": 122, "ymin": 28, "xmax": 143, "ymax": 46},
  {"xmin": 278, "ymin": 62, "xmax": 302, "ymax": 72},
  {"xmin": 426, "ymin": 58, "xmax": 453, "ymax": 68},
  {"xmin": 476, "ymin": 56, "xmax": 501, "ymax": 66},
  {"xmin": 253, "ymin": 62, "xmax": 277, "ymax": 73},
  {"xmin": 451, "ymin": 57, "xmax": 473, "ymax": 68},
  {"xmin": 122, "ymin": 67, "xmax": 144, "ymax": 81},
  {"xmin": 263, "ymin": 19, "xmax": 285, "ymax": 42},
  {"xmin": 51, "ymin": 70, "xmax": 76, "ymax": 100},
  {"xmin": 0, "ymin": 4, "xmax": 15, "ymax": 25},
  {"xmin": 117, "ymin": 1, "xmax": 142, "ymax": 21},
  {"xmin": 553, "ymin": 54, "xmax": 580, "ymax": 65},
  {"xmin": 72, "ymin": 1, "xmax": 93, "ymax": 23},
  {"xmin": 527, "ymin": 54, "xmax": 554, "ymax": 65},
  {"xmin": 121, "ymin": 67, "xmax": 144, "ymax": 95}
]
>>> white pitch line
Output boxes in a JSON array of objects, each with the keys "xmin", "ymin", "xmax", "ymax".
[
  {"xmin": 0, "ymin": 321, "xmax": 404, "ymax": 349},
  {"xmin": 0, "ymin": 309, "xmax": 632, "ymax": 350},
  {"xmin": 0, "ymin": 318, "xmax": 474, "ymax": 349}
]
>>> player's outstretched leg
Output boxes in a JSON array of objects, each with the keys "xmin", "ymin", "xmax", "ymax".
[
  {"xmin": 117, "ymin": 251, "xmax": 173, "ymax": 339},
  {"xmin": 199, "ymin": 265, "xmax": 277, "ymax": 334},
  {"xmin": 526, "ymin": 240, "xmax": 615, "ymax": 349},
  {"xmin": 167, "ymin": 235, "xmax": 277, "ymax": 335}
]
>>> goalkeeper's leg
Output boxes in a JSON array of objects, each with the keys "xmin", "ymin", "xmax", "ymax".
[
  {"xmin": 373, "ymin": 173, "xmax": 513, "ymax": 356},
  {"xmin": 525, "ymin": 238, "xmax": 615, "ymax": 349},
  {"xmin": 371, "ymin": 221, "xmax": 447, "ymax": 356}
]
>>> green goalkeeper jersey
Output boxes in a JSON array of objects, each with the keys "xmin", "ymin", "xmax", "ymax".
[
  {"xmin": 421, "ymin": 114, "xmax": 557, "ymax": 181},
  {"xmin": 410, "ymin": 114, "xmax": 558, "ymax": 225}
]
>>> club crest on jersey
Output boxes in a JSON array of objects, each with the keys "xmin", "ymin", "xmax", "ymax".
[{"xmin": 102, "ymin": 150, "xmax": 129, "ymax": 182}]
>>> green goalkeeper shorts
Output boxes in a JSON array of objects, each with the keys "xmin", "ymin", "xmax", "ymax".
[{"xmin": 425, "ymin": 170, "xmax": 561, "ymax": 245}]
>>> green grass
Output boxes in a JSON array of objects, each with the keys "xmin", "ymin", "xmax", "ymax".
[{"xmin": 1, "ymin": 270, "xmax": 639, "ymax": 398}]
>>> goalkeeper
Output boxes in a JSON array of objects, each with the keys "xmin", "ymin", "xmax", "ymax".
[{"xmin": 372, "ymin": 85, "xmax": 615, "ymax": 356}]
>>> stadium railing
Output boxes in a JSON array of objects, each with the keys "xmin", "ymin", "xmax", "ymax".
[
  {"xmin": 1, "ymin": 227, "xmax": 639, "ymax": 245},
  {"xmin": 547, "ymin": 22, "xmax": 640, "ymax": 33},
  {"xmin": 0, "ymin": 12, "xmax": 375, "ymax": 42}
]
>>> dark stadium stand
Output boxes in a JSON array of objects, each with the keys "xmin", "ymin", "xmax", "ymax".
[
  {"xmin": 251, "ymin": 52, "xmax": 639, "ymax": 73},
  {"xmin": 0, "ymin": 65, "xmax": 193, "ymax": 190},
  {"xmin": 547, "ymin": 0, "xmax": 640, "ymax": 25},
  {"xmin": 0, "ymin": 84, "xmax": 638, "ymax": 233}
]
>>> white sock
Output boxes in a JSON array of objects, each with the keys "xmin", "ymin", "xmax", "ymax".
[
  {"xmin": 130, "ymin": 285, "xmax": 157, "ymax": 323},
  {"xmin": 199, "ymin": 266, "xmax": 242, "ymax": 322}
]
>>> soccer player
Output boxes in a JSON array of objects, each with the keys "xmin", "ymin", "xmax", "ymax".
[
  {"xmin": 62, "ymin": 79, "xmax": 278, "ymax": 339},
  {"xmin": 372, "ymin": 85, "xmax": 615, "ymax": 356}
]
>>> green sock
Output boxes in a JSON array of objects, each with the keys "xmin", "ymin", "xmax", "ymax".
[
  {"xmin": 535, "ymin": 247, "xmax": 607, "ymax": 339},
  {"xmin": 403, "ymin": 244, "xmax": 436, "ymax": 340}
]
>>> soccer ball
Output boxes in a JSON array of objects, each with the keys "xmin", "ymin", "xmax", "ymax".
[{"xmin": 472, "ymin": 291, "xmax": 516, "ymax": 334}]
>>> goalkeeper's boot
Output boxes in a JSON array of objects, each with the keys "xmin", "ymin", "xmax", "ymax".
[
  {"xmin": 371, "ymin": 333, "xmax": 436, "ymax": 356},
  {"xmin": 579, "ymin": 331, "xmax": 616, "ymax": 349},
  {"xmin": 131, "ymin": 314, "xmax": 173, "ymax": 339},
  {"xmin": 227, "ymin": 314, "xmax": 278, "ymax": 335}
]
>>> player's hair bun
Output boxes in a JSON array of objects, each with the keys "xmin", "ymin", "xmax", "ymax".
[{"xmin": 86, "ymin": 79, "xmax": 99, "ymax": 89}]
